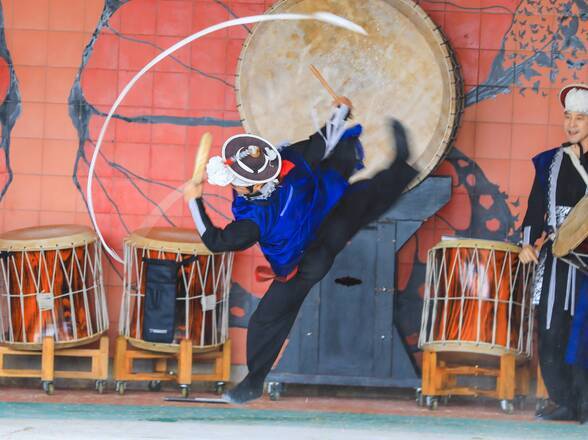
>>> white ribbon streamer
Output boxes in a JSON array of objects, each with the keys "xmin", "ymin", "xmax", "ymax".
[{"xmin": 86, "ymin": 13, "xmax": 367, "ymax": 263}]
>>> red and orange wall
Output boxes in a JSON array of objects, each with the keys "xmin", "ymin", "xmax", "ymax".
[{"xmin": 0, "ymin": 0, "xmax": 585, "ymax": 366}]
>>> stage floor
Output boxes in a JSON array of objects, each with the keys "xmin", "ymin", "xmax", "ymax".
[{"xmin": 0, "ymin": 387, "xmax": 586, "ymax": 439}]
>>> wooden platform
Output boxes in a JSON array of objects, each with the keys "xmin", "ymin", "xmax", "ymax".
[
  {"xmin": 0, "ymin": 335, "xmax": 109, "ymax": 394},
  {"xmin": 113, "ymin": 336, "xmax": 231, "ymax": 396}
]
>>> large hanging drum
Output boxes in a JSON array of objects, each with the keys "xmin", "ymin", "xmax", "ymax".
[
  {"xmin": 419, "ymin": 239, "xmax": 535, "ymax": 357},
  {"xmin": 0, "ymin": 225, "xmax": 108, "ymax": 350},
  {"xmin": 119, "ymin": 228, "xmax": 233, "ymax": 352},
  {"xmin": 237, "ymin": 0, "xmax": 463, "ymax": 188}
]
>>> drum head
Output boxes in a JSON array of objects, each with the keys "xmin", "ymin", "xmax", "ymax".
[
  {"xmin": 432, "ymin": 238, "xmax": 521, "ymax": 253},
  {"xmin": 128, "ymin": 227, "xmax": 210, "ymax": 254},
  {"xmin": 0, "ymin": 225, "xmax": 96, "ymax": 250},
  {"xmin": 237, "ymin": 0, "xmax": 463, "ymax": 188},
  {"xmin": 553, "ymin": 196, "xmax": 588, "ymax": 257}
]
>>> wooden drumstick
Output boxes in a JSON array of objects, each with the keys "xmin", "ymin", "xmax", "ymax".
[
  {"xmin": 193, "ymin": 132, "xmax": 212, "ymax": 183},
  {"xmin": 310, "ymin": 64, "xmax": 338, "ymax": 100},
  {"xmin": 184, "ymin": 132, "xmax": 212, "ymax": 201}
]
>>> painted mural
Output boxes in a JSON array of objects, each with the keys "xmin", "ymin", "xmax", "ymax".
[{"xmin": 0, "ymin": 0, "xmax": 585, "ymax": 365}]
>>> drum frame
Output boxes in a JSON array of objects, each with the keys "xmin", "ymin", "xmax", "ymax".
[{"xmin": 236, "ymin": 0, "xmax": 464, "ymax": 190}]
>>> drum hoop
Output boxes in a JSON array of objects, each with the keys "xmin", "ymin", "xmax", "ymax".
[
  {"xmin": 431, "ymin": 238, "xmax": 520, "ymax": 253},
  {"xmin": 4, "ymin": 331, "xmax": 107, "ymax": 351},
  {"xmin": 0, "ymin": 225, "xmax": 97, "ymax": 251},
  {"xmin": 236, "ymin": 0, "xmax": 465, "ymax": 190},
  {"xmin": 127, "ymin": 336, "xmax": 224, "ymax": 353},
  {"xmin": 552, "ymin": 196, "xmax": 588, "ymax": 257},
  {"xmin": 127, "ymin": 227, "xmax": 213, "ymax": 255}
]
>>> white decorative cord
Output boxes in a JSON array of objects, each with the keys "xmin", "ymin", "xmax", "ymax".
[{"xmin": 86, "ymin": 12, "xmax": 367, "ymax": 263}]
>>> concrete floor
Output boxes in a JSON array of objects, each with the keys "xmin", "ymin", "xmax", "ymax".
[{"xmin": 0, "ymin": 387, "xmax": 587, "ymax": 439}]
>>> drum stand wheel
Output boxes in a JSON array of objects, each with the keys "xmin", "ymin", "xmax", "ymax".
[
  {"xmin": 415, "ymin": 388, "xmax": 425, "ymax": 407},
  {"xmin": 214, "ymin": 381, "xmax": 226, "ymax": 395},
  {"xmin": 148, "ymin": 380, "xmax": 162, "ymax": 392},
  {"xmin": 180, "ymin": 384, "xmax": 190, "ymax": 398},
  {"xmin": 95, "ymin": 380, "xmax": 107, "ymax": 394},
  {"xmin": 500, "ymin": 399, "xmax": 514, "ymax": 414},
  {"xmin": 115, "ymin": 381, "xmax": 126, "ymax": 395},
  {"xmin": 42, "ymin": 381, "xmax": 54, "ymax": 395},
  {"xmin": 267, "ymin": 382, "xmax": 283, "ymax": 401},
  {"xmin": 425, "ymin": 396, "xmax": 439, "ymax": 410}
]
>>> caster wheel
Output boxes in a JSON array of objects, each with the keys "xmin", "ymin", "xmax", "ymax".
[
  {"xmin": 500, "ymin": 399, "xmax": 514, "ymax": 414},
  {"xmin": 267, "ymin": 382, "xmax": 282, "ymax": 401},
  {"xmin": 180, "ymin": 385, "xmax": 190, "ymax": 398},
  {"xmin": 115, "ymin": 381, "xmax": 126, "ymax": 395},
  {"xmin": 96, "ymin": 380, "xmax": 106, "ymax": 394},
  {"xmin": 42, "ymin": 381, "xmax": 54, "ymax": 395},
  {"xmin": 514, "ymin": 395, "xmax": 526, "ymax": 410},
  {"xmin": 148, "ymin": 380, "xmax": 162, "ymax": 392},
  {"xmin": 415, "ymin": 388, "xmax": 425, "ymax": 407},
  {"xmin": 425, "ymin": 396, "xmax": 438, "ymax": 410},
  {"xmin": 214, "ymin": 382, "xmax": 226, "ymax": 395}
]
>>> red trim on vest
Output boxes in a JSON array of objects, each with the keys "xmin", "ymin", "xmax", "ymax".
[{"xmin": 279, "ymin": 160, "xmax": 295, "ymax": 179}]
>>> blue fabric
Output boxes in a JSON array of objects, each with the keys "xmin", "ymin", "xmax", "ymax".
[
  {"xmin": 232, "ymin": 149, "xmax": 348, "ymax": 277},
  {"xmin": 566, "ymin": 275, "xmax": 588, "ymax": 368},
  {"xmin": 531, "ymin": 147, "xmax": 559, "ymax": 194}
]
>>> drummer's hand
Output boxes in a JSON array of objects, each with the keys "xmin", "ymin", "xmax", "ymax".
[
  {"xmin": 333, "ymin": 95, "xmax": 353, "ymax": 113},
  {"xmin": 184, "ymin": 179, "xmax": 203, "ymax": 202},
  {"xmin": 519, "ymin": 244, "xmax": 539, "ymax": 264}
]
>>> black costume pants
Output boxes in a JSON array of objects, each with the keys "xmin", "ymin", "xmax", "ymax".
[
  {"xmin": 537, "ymin": 253, "xmax": 587, "ymax": 408},
  {"xmin": 244, "ymin": 158, "xmax": 417, "ymax": 385}
]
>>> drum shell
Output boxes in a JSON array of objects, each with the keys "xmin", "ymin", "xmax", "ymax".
[
  {"xmin": 419, "ymin": 239, "xmax": 534, "ymax": 357},
  {"xmin": 120, "ymin": 228, "xmax": 233, "ymax": 351}
]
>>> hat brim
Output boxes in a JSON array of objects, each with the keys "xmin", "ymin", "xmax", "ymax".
[
  {"xmin": 222, "ymin": 134, "xmax": 281, "ymax": 185},
  {"xmin": 559, "ymin": 83, "xmax": 588, "ymax": 109}
]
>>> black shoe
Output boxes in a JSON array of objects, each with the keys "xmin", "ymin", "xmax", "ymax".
[
  {"xmin": 539, "ymin": 405, "xmax": 577, "ymax": 421},
  {"xmin": 577, "ymin": 401, "xmax": 588, "ymax": 424},
  {"xmin": 389, "ymin": 119, "xmax": 409, "ymax": 163},
  {"xmin": 222, "ymin": 377, "xmax": 264, "ymax": 404},
  {"xmin": 535, "ymin": 400, "xmax": 558, "ymax": 418}
]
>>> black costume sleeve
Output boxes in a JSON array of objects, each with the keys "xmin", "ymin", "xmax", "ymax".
[
  {"xmin": 288, "ymin": 133, "xmax": 328, "ymax": 170},
  {"xmin": 288, "ymin": 105, "xmax": 351, "ymax": 170},
  {"xmin": 522, "ymin": 170, "xmax": 546, "ymax": 244},
  {"xmin": 189, "ymin": 198, "xmax": 260, "ymax": 253}
]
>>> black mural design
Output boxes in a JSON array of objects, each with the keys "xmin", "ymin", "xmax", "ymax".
[
  {"xmin": 69, "ymin": 0, "xmax": 241, "ymax": 235},
  {"xmin": 0, "ymin": 2, "xmax": 21, "ymax": 201}
]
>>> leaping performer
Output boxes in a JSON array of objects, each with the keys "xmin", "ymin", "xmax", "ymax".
[{"xmin": 184, "ymin": 91, "xmax": 417, "ymax": 402}]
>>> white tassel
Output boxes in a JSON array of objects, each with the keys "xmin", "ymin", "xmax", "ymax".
[{"xmin": 206, "ymin": 156, "xmax": 235, "ymax": 187}]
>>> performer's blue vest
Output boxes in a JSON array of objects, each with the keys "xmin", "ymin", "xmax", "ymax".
[
  {"xmin": 232, "ymin": 149, "xmax": 348, "ymax": 277},
  {"xmin": 532, "ymin": 146, "xmax": 559, "ymax": 195}
]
